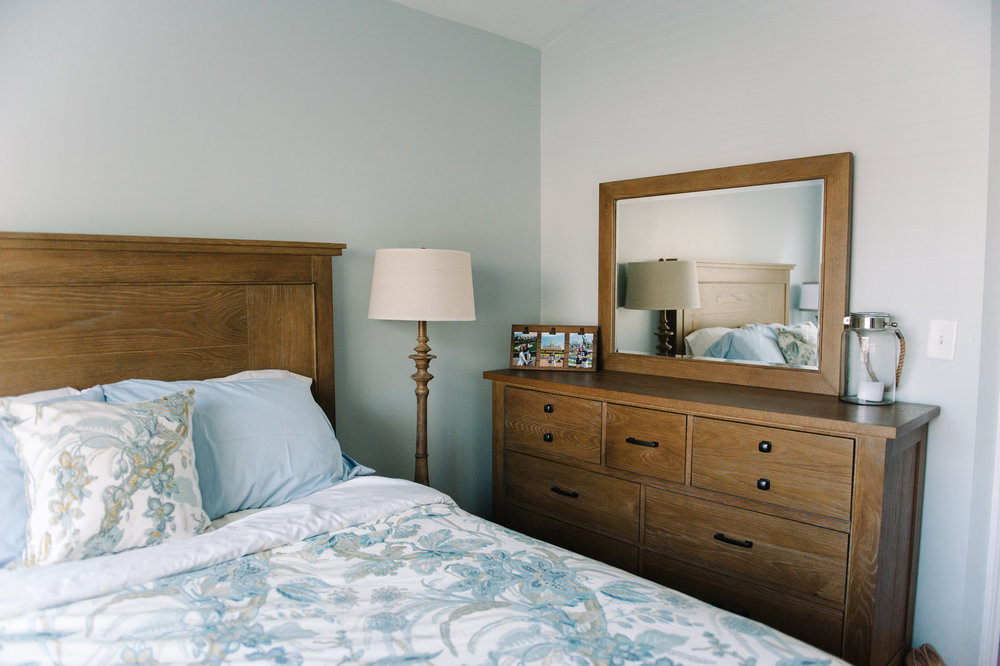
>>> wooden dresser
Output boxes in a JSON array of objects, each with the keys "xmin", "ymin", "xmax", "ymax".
[{"xmin": 483, "ymin": 368, "xmax": 939, "ymax": 666}]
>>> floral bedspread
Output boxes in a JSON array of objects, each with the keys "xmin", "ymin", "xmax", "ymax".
[{"xmin": 0, "ymin": 484, "xmax": 842, "ymax": 665}]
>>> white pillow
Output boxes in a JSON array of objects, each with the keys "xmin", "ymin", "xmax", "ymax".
[
  {"xmin": 207, "ymin": 369, "xmax": 313, "ymax": 386},
  {"xmin": 1, "ymin": 389, "xmax": 209, "ymax": 566},
  {"xmin": 684, "ymin": 327, "xmax": 734, "ymax": 357}
]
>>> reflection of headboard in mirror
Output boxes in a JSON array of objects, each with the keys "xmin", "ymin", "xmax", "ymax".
[{"xmin": 676, "ymin": 261, "xmax": 793, "ymax": 343}]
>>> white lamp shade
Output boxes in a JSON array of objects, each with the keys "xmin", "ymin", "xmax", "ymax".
[
  {"xmin": 799, "ymin": 282, "xmax": 820, "ymax": 311},
  {"xmin": 624, "ymin": 259, "xmax": 701, "ymax": 310},
  {"xmin": 368, "ymin": 248, "xmax": 476, "ymax": 321}
]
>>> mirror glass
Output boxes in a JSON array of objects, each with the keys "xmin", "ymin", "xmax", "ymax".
[
  {"xmin": 615, "ymin": 180, "xmax": 823, "ymax": 363},
  {"xmin": 598, "ymin": 153, "xmax": 852, "ymax": 395}
]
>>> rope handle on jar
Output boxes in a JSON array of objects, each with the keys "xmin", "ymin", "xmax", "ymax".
[
  {"xmin": 856, "ymin": 325, "xmax": 906, "ymax": 387},
  {"xmin": 894, "ymin": 328, "xmax": 905, "ymax": 387}
]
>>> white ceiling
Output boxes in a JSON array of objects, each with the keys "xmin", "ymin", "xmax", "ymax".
[{"xmin": 388, "ymin": 0, "xmax": 605, "ymax": 50}]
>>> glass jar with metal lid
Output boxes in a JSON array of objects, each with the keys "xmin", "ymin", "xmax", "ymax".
[{"xmin": 840, "ymin": 312, "xmax": 905, "ymax": 404}]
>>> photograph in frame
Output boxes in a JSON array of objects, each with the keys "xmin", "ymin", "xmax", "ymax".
[
  {"xmin": 511, "ymin": 330, "xmax": 538, "ymax": 367},
  {"xmin": 509, "ymin": 325, "xmax": 597, "ymax": 372}
]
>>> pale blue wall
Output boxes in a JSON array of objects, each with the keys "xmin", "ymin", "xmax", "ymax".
[{"xmin": 0, "ymin": 0, "xmax": 541, "ymax": 516}]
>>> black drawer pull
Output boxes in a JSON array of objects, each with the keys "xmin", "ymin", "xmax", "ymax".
[
  {"xmin": 543, "ymin": 404, "xmax": 554, "ymax": 413},
  {"xmin": 625, "ymin": 436, "xmax": 659, "ymax": 448},
  {"xmin": 758, "ymin": 440, "xmax": 772, "ymax": 453},
  {"xmin": 756, "ymin": 478, "xmax": 771, "ymax": 491},
  {"xmin": 714, "ymin": 532, "xmax": 753, "ymax": 549},
  {"xmin": 550, "ymin": 486, "xmax": 579, "ymax": 499},
  {"xmin": 543, "ymin": 433, "xmax": 554, "ymax": 443}
]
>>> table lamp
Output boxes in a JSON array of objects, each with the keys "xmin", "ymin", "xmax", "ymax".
[
  {"xmin": 368, "ymin": 248, "xmax": 475, "ymax": 486},
  {"xmin": 799, "ymin": 281, "xmax": 820, "ymax": 322},
  {"xmin": 624, "ymin": 258, "xmax": 700, "ymax": 356}
]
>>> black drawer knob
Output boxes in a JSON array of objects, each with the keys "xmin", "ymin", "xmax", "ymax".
[
  {"xmin": 543, "ymin": 404, "xmax": 554, "ymax": 413},
  {"xmin": 543, "ymin": 433, "xmax": 554, "ymax": 443},
  {"xmin": 758, "ymin": 440, "xmax": 772, "ymax": 453},
  {"xmin": 550, "ymin": 485, "xmax": 579, "ymax": 498},
  {"xmin": 757, "ymin": 478, "xmax": 771, "ymax": 491},
  {"xmin": 625, "ymin": 436, "xmax": 659, "ymax": 448}
]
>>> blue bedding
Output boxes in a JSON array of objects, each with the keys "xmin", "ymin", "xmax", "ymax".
[{"xmin": 0, "ymin": 477, "xmax": 843, "ymax": 665}]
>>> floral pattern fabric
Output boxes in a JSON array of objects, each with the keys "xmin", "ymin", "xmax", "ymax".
[
  {"xmin": 776, "ymin": 321, "xmax": 820, "ymax": 367},
  {"xmin": 0, "ymin": 498, "xmax": 843, "ymax": 665},
  {"xmin": 0, "ymin": 389, "xmax": 209, "ymax": 566}
]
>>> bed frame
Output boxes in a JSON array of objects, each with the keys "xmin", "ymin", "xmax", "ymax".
[
  {"xmin": 0, "ymin": 232, "xmax": 345, "ymax": 424},
  {"xmin": 673, "ymin": 260, "xmax": 794, "ymax": 350}
]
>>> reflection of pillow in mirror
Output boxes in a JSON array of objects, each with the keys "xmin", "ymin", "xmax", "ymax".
[
  {"xmin": 776, "ymin": 322, "xmax": 819, "ymax": 366},
  {"xmin": 703, "ymin": 328, "xmax": 787, "ymax": 363},
  {"xmin": 684, "ymin": 327, "xmax": 734, "ymax": 356}
]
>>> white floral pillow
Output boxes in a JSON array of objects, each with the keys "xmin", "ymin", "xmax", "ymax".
[
  {"xmin": 0, "ymin": 389, "xmax": 209, "ymax": 566},
  {"xmin": 776, "ymin": 321, "xmax": 820, "ymax": 367}
]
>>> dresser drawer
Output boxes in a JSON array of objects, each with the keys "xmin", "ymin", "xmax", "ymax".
[
  {"xmin": 691, "ymin": 417, "xmax": 854, "ymax": 520},
  {"xmin": 504, "ymin": 421, "xmax": 601, "ymax": 463},
  {"xmin": 505, "ymin": 451, "xmax": 640, "ymax": 541},
  {"xmin": 642, "ymin": 550, "xmax": 843, "ymax": 655},
  {"xmin": 505, "ymin": 388, "xmax": 602, "ymax": 463},
  {"xmin": 505, "ymin": 505, "xmax": 639, "ymax": 573},
  {"xmin": 645, "ymin": 487, "xmax": 847, "ymax": 603},
  {"xmin": 606, "ymin": 404, "xmax": 685, "ymax": 483},
  {"xmin": 505, "ymin": 387, "xmax": 602, "ymax": 431}
]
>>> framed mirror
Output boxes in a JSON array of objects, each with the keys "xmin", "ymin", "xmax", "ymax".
[{"xmin": 598, "ymin": 153, "xmax": 852, "ymax": 395}]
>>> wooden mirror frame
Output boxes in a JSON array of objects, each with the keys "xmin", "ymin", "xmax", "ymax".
[{"xmin": 598, "ymin": 153, "xmax": 852, "ymax": 395}]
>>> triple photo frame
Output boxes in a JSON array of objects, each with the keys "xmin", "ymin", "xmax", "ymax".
[{"xmin": 510, "ymin": 325, "xmax": 598, "ymax": 372}]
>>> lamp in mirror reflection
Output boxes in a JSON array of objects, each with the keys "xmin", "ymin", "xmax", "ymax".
[
  {"xmin": 799, "ymin": 281, "xmax": 820, "ymax": 322},
  {"xmin": 624, "ymin": 258, "xmax": 700, "ymax": 356},
  {"xmin": 368, "ymin": 248, "xmax": 475, "ymax": 486}
]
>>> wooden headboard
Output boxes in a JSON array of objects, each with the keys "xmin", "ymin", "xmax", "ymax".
[
  {"xmin": 675, "ymin": 261, "xmax": 794, "ymax": 344},
  {"xmin": 0, "ymin": 233, "xmax": 345, "ymax": 424}
]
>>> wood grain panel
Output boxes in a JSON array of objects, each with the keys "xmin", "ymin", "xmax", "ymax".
[
  {"xmin": 505, "ymin": 504, "xmax": 639, "ymax": 573},
  {"xmin": 0, "ymin": 232, "xmax": 344, "ymax": 256},
  {"xmin": 606, "ymin": 404, "xmax": 686, "ymax": 482},
  {"xmin": 843, "ymin": 429, "xmax": 926, "ymax": 666},
  {"xmin": 491, "ymin": 382, "xmax": 506, "ymax": 521},
  {"xmin": 504, "ymin": 419, "xmax": 601, "ymax": 463},
  {"xmin": 678, "ymin": 261, "xmax": 793, "ymax": 338},
  {"xmin": 643, "ymin": 550, "xmax": 844, "ymax": 655},
  {"xmin": 0, "ymin": 249, "xmax": 317, "ymax": 286},
  {"xmin": 0, "ymin": 347, "xmax": 248, "ymax": 396},
  {"xmin": 691, "ymin": 417, "xmax": 854, "ymax": 519},
  {"xmin": 0, "ymin": 286, "xmax": 247, "ymax": 358},
  {"xmin": 247, "ymin": 284, "xmax": 316, "ymax": 380},
  {"xmin": 505, "ymin": 451, "xmax": 640, "ymax": 541},
  {"xmin": 311, "ymin": 256, "xmax": 336, "ymax": 426},
  {"xmin": 505, "ymin": 387, "xmax": 602, "ymax": 431},
  {"xmin": 646, "ymin": 486, "xmax": 848, "ymax": 603},
  {"xmin": 0, "ymin": 233, "xmax": 344, "ymax": 411}
]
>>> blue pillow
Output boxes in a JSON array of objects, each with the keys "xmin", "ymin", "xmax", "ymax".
[
  {"xmin": 101, "ymin": 377, "xmax": 370, "ymax": 519},
  {"xmin": 703, "ymin": 325, "xmax": 787, "ymax": 364},
  {"xmin": 0, "ymin": 386, "xmax": 105, "ymax": 566}
]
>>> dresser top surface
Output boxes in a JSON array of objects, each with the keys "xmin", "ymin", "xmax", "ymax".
[{"xmin": 484, "ymin": 369, "xmax": 939, "ymax": 439}]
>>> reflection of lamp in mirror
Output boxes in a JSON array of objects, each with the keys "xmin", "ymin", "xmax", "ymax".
[
  {"xmin": 624, "ymin": 258, "xmax": 700, "ymax": 356},
  {"xmin": 799, "ymin": 281, "xmax": 819, "ymax": 322}
]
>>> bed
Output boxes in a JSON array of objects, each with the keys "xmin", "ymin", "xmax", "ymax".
[
  {"xmin": 673, "ymin": 261, "xmax": 819, "ymax": 368},
  {"xmin": 0, "ymin": 233, "xmax": 845, "ymax": 664}
]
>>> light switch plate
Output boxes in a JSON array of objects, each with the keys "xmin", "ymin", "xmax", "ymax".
[{"xmin": 926, "ymin": 320, "xmax": 957, "ymax": 360}]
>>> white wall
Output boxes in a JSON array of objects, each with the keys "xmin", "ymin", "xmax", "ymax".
[
  {"xmin": 0, "ymin": 0, "xmax": 541, "ymax": 517},
  {"xmin": 973, "ymin": 1, "xmax": 1000, "ymax": 662},
  {"xmin": 540, "ymin": 0, "xmax": 993, "ymax": 662}
]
